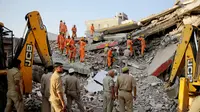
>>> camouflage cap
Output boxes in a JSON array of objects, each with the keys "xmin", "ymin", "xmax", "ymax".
[{"xmin": 122, "ymin": 67, "xmax": 129, "ymax": 73}]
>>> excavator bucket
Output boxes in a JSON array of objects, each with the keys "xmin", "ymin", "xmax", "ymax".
[{"xmin": 165, "ymin": 77, "xmax": 179, "ymax": 99}]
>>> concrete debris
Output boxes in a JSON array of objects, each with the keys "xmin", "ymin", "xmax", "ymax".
[
  {"xmin": 93, "ymin": 70, "xmax": 108, "ymax": 85},
  {"xmin": 86, "ymin": 41, "xmax": 119, "ymax": 51},
  {"xmin": 84, "ymin": 77, "xmax": 103, "ymax": 92},
  {"xmin": 103, "ymin": 33, "xmax": 127, "ymax": 41},
  {"xmin": 24, "ymin": 82, "xmax": 42, "ymax": 111},
  {"xmin": 32, "ymin": 65, "xmax": 44, "ymax": 83},
  {"xmin": 148, "ymin": 43, "xmax": 178, "ymax": 76},
  {"xmin": 129, "ymin": 0, "xmax": 200, "ymax": 39},
  {"xmin": 132, "ymin": 75, "xmax": 177, "ymax": 112},
  {"xmin": 27, "ymin": 1, "xmax": 200, "ymax": 111},
  {"xmin": 93, "ymin": 70, "xmax": 118, "ymax": 85}
]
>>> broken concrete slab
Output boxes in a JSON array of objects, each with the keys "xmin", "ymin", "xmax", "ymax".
[
  {"xmin": 63, "ymin": 62, "xmax": 91, "ymax": 75},
  {"xmin": 93, "ymin": 70, "xmax": 118, "ymax": 85},
  {"xmin": 103, "ymin": 33, "xmax": 127, "ymax": 41},
  {"xmin": 98, "ymin": 22, "xmax": 140, "ymax": 34},
  {"xmin": 177, "ymin": 0, "xmax": 200, "ymax": 17},
  {"xmin": 183, "ymin": 16, "xmax": 200, "ymax": 26},
  {"xmin": 84, "ymin": 77, "xmax": 103, "ymax": 92},
  {"xmin": 132, "ymin": 16, "xmax": 180, "ymax": 39},
  {"xmin": 148, "ymin": 44, "xmax": 178, "ymax": 76},
  {"xmin": 93, "ymin": 70, "xmax": 108, "ymax": 85},
  {"xmin": 139, "ymin": 5, "xmax": 179, "ymax": 24},
  {"xmin": 86, "ymin": 41, "xmax": 119, "ymax": 51},
  {"xmin": 130, "ymin": 0, "xmax": 200, "ymax": 40},
  {"xmin": 52, "ymin": 55, "xmax": 91, "ymax": 75}
]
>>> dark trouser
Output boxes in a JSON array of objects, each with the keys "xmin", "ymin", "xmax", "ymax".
[
  {"xmin": 66, "ymin": 91, "xmax": 84, "ymax": 112},
  {"xmin": 41, "ymin": 97, "xmax": 51, "ymax": 112}
]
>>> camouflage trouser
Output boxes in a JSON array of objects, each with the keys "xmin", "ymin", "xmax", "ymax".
[
  {"xmin": 103, "ymin": 92, "xmax": 114, "ymax": 112},
  {"xmin": 5, "ymin": 92, "xmax": 24, "ymax": 112}
]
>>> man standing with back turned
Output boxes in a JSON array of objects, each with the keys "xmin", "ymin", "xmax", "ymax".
[
  {"xmin": 49, "ymin": 62, "xmax": 66, "ymax": 112},
  {"xmin": 40, "ymin": 67, "xmax": 53, "ymax": 112},
  {"xmin": 116, "ymin": 67, "xmax": 137, "ymax": 112},
  {"xmin": 103, "ymin": 70, "xmax": 115, "ymax": 112},
  {"xmin": 65, "ymin": 68, "xmax": 85, "ymax": 112}
]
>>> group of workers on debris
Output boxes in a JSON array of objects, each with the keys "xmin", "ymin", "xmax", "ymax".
[
  {"xmin": 5, "ymin": 22, "xmax": 200, "ymax": 112},
  {"xmin": 58, "ymin": 21, "xmax": 146, "ymax": 67},
  {"xmin": 57, "ymin": 20, "xmax": 86, "ymax": 63},
  {"xmin": 4, "ymin": 22, "xmax": 148, "ymax": 112},
  {"xmin": 5, "ymin": 58, "xmax": 137, "ymax": 112},
  {"xmin": 104, "ymin": 34, "xmax": 146, "ymax": 69}
]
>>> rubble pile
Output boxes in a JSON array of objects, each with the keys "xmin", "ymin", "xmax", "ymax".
[
  {"xmin": 24, "ymin": 82, "xmax": 42, "ymax": 112},
  {"xmin": 133, "ymin": 75, "xmax": 177, "ymax": 112},
  {"xmin": 47, "ymin": 34, "xmax": 177, "ymax": 112},
  {"xmin": 26, "ymin": 1, "xmax": 200, "ymax": 111}
]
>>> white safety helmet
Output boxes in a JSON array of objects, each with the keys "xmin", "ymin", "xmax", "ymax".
[{"xmin": 69, "ymin": 68, "xmax": 75, "ymax": 74}]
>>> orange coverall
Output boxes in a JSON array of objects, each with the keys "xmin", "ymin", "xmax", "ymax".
[
  {"xmin": 137, "ymin": 37, "xmax": 146, "ymax": 56},
  {"xmin": 107, "ymin": 49, "xmax": 113, "ymax": 68},
  {"xmin": 127, "ymin": 39, "xmax": 133, "ymax": 55},
  {"xmin": 79, "ymin": 40, "xmax": 86, "ymax": 62},
  {"xmin": 64, "ymin": 24, "xmax": 67, "ymax": 37},
  {"xmin": 69, "ymin": 44, "xmax": 76, "ymax": 63},
  {"xmin": 57, "ymin": 34, "xmax": 65, "ymax": 50},
  {"xmin": 59, "ymin": 22, "xmax": 65, "ymax": 34},
  {"xmin": 72, "ymin": 27, "xmax": 77, "ymax": 38},
  {"xmin": 69, "ymin": 38, "xmax": 75, "ymax": 46},
  {"xmin": 65, "ymin": 38, "xmax": 70, "ymax": 55},
  {"xmin": 90, "ymin": 25, "xmax": 95, "ymax": 36},
  {"xmin": 69, "ymin": 39, "xmax": 76, "ymax": 62}
]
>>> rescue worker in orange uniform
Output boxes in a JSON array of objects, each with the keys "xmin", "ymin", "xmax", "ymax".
[
  {"xmin": 69, "ymin": 44, "xmax": 76, "ymax": 63},
  {"xmin": 127, "ymin": 36, "xmax": 133, "ymax": 56},
  {"xmin": 57, "ymin": 33, "xmax": 65, "ymax": 54},
  {"xmin": 90, "ymin": 24, "xmax": 95, "ymax": 37},
  {"xmin": 59, "ymin": 20, "xmax": 65, "ymax": 34},
  {"xmin": 57, "ymin": 33, "xmax": 61, "ymax": 49},
  {"xmin": 79, "ymin": 37, "xmax": 86, "ymax": 62},
  {"xmin": 64, "ymin": 22, "xmax": 68, "ymax": 37},
  {"xmin": 65, "ymin": 36, "xmax": 71, "ymax": 56},
  {"xmin": 68, "ymin": 37, "xmax": 76, "ymax": 63},
  {"xmin": 72, "ymin": 25, "xmax": 77, "ymax": 38},
  {"xmin": 137, "ymin": 35, "xmax": 146, "ymax": 56},
  {"xmin": 69, "ymin": 37, "xmax": 75, "ymax": 47},
  {"xmin": 107, "ymin": 48, "xmax": 114, "ymax": 68}
]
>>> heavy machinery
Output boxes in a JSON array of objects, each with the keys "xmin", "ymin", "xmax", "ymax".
[
  {"xmin": 0, "ymin": 11, "xmax": 53, "ymax": 111},
  {"xmin": 165, "ymin": 24, "xmax": 200, "ymax": 111}
]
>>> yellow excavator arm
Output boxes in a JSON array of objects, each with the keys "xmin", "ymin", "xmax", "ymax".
[
  {"xmin": 15, "ymin": 11, "xmax": 53, "ymax": 93},
  {"xmin": 167, "ymin": 25, "xmax": 195, "ymax": 86},
  {"xmin": 166, "ymin": 24, "xmax": 200, "ymax": 111}
]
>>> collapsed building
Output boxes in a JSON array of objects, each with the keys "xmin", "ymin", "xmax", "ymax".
[{"xmin": 23, "ymin": 0, "xmax": 200, "ymax": 111}]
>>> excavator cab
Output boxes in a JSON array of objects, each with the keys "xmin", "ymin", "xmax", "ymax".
[
  {"xmin": 0, "ymin": 22, "xmax": 14, "ymax": 111},
  {"xmin": 0, "ymin": 22, "xmax": 14, "ymax": 69}
]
